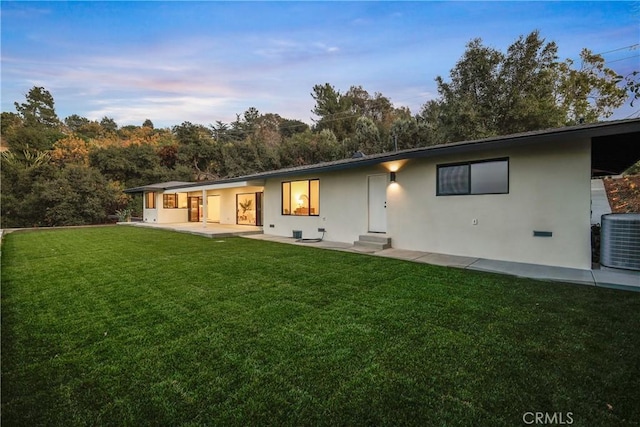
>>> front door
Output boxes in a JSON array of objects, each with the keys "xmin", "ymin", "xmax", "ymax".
[
  {"xmin": 368, "ymin": 174, "xmax": 387, "ymax": 233},
  {"xmin": 188, "ymin": 197, "xmax": 201, "ymax": 222}
]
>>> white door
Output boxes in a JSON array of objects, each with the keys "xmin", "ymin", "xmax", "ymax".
[
  {"xmin": 207, "ymin": 195, "xmax": 221, "ymax": 222},
  {"xmin": 368, "ymin": 174, "xmax": 387, "ymax": 233}
]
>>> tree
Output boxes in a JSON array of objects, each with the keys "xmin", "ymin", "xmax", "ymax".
[
  {"xmin": 353, "ymin": 116, "xmax": 382, "ymax": 153},
  {"xmin": 279, "ymin": 118, "xmax": 309, "ymax": 138},
  {"xmin": 555, "ymin": 49, "xmax": 627, "ymax": 123},
  {"xmin": 311, "ymin": 83, "xmax": 355, "ymax": 141},
  {"xmin": 173, "ymin": 122, "xmax": 219, "ymax": 179},
  {"xmin": 14, "ymin": 86, "xmax": 61, "ymax": 129},
  {"xmin": 142, "ymin": 119, "xmax": 154, "ymax": 129},
  {"xmin": 34, "ymin": 165, "xmax": 127, "ymax": 226},
  {"xmin": 51, "ymin": 136, "xmax": 90, "ymax": 166},
  {"xmin": 7, "ymin": 87, "xmax": 64, "ymax": 152},
  {"xmin": 100, "ymin": 116, "xmax": 118, "ymax": 133},
  {"xmin": 426, "ymin": 31, "xmax": 631, "ymax": 142},
  {"xmin": 64, "ymin": 114, "xmax": 91, "ymax": 132}
]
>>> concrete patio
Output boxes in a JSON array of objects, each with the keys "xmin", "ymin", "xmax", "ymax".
[{"xmin": 119, "ymin": 221, "xmax": 263, "ymax": 237}]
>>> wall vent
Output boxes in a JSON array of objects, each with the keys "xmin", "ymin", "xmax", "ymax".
[{"xmin": 600, "ymin": 213, "xmax": 640, "ymax": 271}]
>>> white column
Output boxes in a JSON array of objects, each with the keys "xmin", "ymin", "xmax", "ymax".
[{"xmin": 202, "ymin": 190, "xmax": 207, "ymax": 228}]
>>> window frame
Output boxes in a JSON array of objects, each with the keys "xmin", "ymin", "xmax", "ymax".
[
  {"xmin": 437, "ymin": 157, "xmax": 509, "ymax": 196},
  {"xmin": 281, "ymin": 179, "xmax": 320, "ymax": 216}
]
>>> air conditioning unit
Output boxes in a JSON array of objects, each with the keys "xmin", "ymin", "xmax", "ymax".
[{"xmin": 600, "ymin": 213, "xmax": 640, "ymax": 271}]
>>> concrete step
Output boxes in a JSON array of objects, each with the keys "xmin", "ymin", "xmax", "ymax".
[
  {"xmin": 354, "ymin": 234, "xmax": 392, "ymax": 250},
  {"xmin": 358, "ymin": 234, "xmax": 392, "ymax": 245}
]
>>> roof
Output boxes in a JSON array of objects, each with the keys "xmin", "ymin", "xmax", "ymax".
[
  {"xmin": 124, "ymin": 118, "xmax": 640, "ymax": 193},
  {"xmin": 123, "ymin": 181, "xmax": 191, "ymax": 193}
]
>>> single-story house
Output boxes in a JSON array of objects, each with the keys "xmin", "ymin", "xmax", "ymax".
[{"xmin": 124, "ymin": 118, "xmax": 640, "ymax": 270}]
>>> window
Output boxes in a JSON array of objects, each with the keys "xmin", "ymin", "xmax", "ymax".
[
  {"xmin": 145, "ymin": 192, "xmax": 156, "ymax": 209},
  {"xmin": 437, "ymin": 158, "xmax": 509, "ymax": 195},
  {"xmin": 163, "ymin": 194, "xmax": 177, "ymax": 209},
  {"xmin": 162, "ymin": 193, "xmax": 187, "ymax": 209},
  {"xmin": 282, "ymin": 179, "xmax": 319, "ymax": 216}
]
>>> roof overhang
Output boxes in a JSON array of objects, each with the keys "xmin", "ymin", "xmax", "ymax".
[
  {"xmin": 168, "ymin": 179, "xmax": 266, "ymax": 193},
  {"xmin": 123, "ymin": 181, "xmax": 191, "ymax": 194},
  {"xmin": 124, "ymin": 179, "xmax": 265, "ymax": 194}
]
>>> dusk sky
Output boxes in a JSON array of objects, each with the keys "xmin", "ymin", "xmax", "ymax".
[{"xmin": 2, "ymin": 1, "xmax": 639, "ymax": 128}]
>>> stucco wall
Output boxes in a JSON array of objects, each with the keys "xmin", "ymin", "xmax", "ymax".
[
  {"xmin": 263, "ymin": 138, "xmax": 592, "ymax": 269},
  {"xmin": 263, "ymin": 165, "xmax": 388, "ymax": 242},
  {"xmin": 387, "ymin": 138, "xmax": 592, "ymax": 269}
]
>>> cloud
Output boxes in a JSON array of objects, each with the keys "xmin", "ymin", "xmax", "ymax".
[
  {"xmin": 254, "ymin": 39, "xmax": 340, "ymax": 62},
  {"xmin": 85, "ymin": 95, "xmax": 241, "ymax": 127}
]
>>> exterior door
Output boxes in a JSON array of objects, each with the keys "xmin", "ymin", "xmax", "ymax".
[
  {"xmin": 188, "ymin": 197, "xmax": 201, "ymax": 222},
  {"xmin": 368, "ymin": 174, "xmax": 387, "ymax": 233}
]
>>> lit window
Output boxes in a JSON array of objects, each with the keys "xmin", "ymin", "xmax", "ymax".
[
  {"xmin": 437, "ymin": 158, "xmax": 509, "ymax": 195},
  {"xmin": 145, "ymin": 192, "xmax": 156, "ymax": 209},
  {"xmin": 282, "ymin": 179, "xmax": 319, "ymax": 216},
  {"xmin": 163, "ymin": 194, "xmax": 177, "ymax": 208}
]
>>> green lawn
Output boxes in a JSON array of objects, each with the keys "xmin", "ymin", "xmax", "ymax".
[{"xmin": 2, "ymin": 226, "xmax": 639, "ymax": 426}]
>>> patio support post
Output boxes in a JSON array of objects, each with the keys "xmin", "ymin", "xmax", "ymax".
[{"xmin": 202, "ymin": 190, "xmax": 207, "ymax": 228}]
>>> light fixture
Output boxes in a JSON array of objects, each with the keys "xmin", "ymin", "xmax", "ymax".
[{"xmin": 390, "ymin": 171, "xmax": 397, "ymax": 182}]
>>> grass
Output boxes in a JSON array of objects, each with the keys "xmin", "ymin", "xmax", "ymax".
[{"xmin": 2, "ymin": 226, "xmax": 639, "ymax": 426}]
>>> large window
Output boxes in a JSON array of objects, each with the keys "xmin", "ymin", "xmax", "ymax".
[
  {"xmin": 145, "ymin": 192, "xmax": 156, "ymax": 209},
  {"xmin": 282, "ymin": 179, "xmax": 319, "ymax": 216},
  {"xmin": 437, "ymin": 158, "xmax": 509, "ymax": 195},
  {"xmin": 163, "ymin": 193, "xmax": 187, "ymax": 209}
]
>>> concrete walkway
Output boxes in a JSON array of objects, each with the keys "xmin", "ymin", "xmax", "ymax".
[
  {"xmin": 113, "ymin": 223, "xmax": 638, "ymax": 292},
  {"xmin": 244, "ymin": 234, "xmax": 640, "ymax": 292}
]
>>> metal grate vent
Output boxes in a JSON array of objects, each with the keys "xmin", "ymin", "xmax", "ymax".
[{"xmin": 600, "ymin": 213, "xmax": 640, "ymax": 271}]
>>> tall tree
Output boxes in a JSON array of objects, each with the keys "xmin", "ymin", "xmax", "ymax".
[
  {"xmin": 14, "ymin": 86, "xmax": 61, "ymax": 129},
  {"xmin": 427, "ymin": 31, "xmax": 631, "ymax": 142},
  {"xmin": 311, "ymin": 83, "xmax": 355, "ymax": 141}
]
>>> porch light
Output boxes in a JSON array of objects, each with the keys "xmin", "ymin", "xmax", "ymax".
[{"xmin": 390, "ymin": 171, "xmax": 397, "ymax": 182}]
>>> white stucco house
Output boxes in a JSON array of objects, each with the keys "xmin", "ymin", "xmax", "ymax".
[{"xmin": 124, "ymin": 119, "xmax": 640, "ymax": 270}]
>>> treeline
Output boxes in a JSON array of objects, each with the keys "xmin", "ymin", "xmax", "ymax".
[{"xmin": 1, "ymin": 31, "xmax": 637, "ymax": 228}]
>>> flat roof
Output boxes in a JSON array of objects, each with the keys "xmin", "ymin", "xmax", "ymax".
[{"xmin": 124, "ymin": 118, "xmax": 640, "ymax": 193}]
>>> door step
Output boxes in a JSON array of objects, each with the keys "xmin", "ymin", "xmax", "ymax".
[{"xmin": 354, "ymin": 234, "xmax": 392, "ymax": 250}]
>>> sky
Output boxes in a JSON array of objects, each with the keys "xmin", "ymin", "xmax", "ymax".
[{"xmin": 2, "ymin": 1, "xmax": 639, "ymax": 129}]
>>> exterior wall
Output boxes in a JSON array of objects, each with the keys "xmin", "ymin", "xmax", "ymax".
[
  {"xmin": 264, "ymin": 138, "xmax": 592, "ymax": 269},
  {"xmin": 157, "ymin": 205, "xmax": 188, "ymax": 223},
  {"xmin": 263, "ymin": 165, "xmax": 388, "ymax": 243}
]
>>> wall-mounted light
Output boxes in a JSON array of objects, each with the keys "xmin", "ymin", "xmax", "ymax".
[{"xmin": 390, "ymin": 171, "xmax": 397, "ymax": 182}]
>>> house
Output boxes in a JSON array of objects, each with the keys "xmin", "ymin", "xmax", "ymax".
[{"xmin": 124, "ymin": 118, "xmax": 640, "ymax": 270}]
